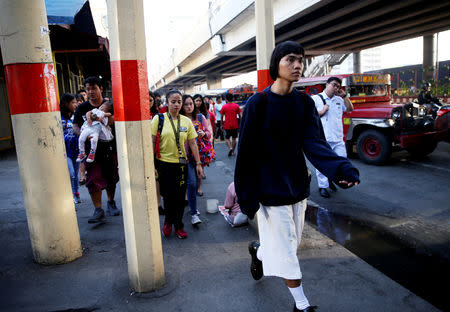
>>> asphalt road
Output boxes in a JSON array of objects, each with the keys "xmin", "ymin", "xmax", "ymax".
[
  {"xmin": 307, "ymin": 141, "xmax": 450, "ymax": 260},
  {"xmin": 215, "ymin": 139, "xmax": 450, "ymax": 260}
]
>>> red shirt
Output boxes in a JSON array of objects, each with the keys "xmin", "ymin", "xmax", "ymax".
[{"xmin": 220, "ymin": 102, "xmax": 242, "ymax": 130}]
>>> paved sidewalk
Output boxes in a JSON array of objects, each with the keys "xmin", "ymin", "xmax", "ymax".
[{"xmin": 0, "ymin": 146, "xmax": 439, "ymax": 311}]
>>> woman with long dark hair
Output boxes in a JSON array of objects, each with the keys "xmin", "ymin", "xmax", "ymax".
[
  {"xmin": 181, "ymin": 95, "xmax": 214, "ymax": 225},
  {"xmin": 60, "ymin": 93, "xmax": 81, "ymax": 204}
]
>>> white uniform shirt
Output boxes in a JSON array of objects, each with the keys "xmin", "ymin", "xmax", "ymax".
[
  {"xmin": 215, "ymin": 103, "xmax": 223, "ymax": 120},
  {"xmin": 312, "ymin": 91, "xmax": 346, "ymax": 142}
]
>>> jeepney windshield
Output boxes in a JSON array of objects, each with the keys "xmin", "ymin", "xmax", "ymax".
[
  {"xmin": 346, "ymin": 74, "xmax": 390, "ymax": 97},
  {"xmin": 348, "ymin": 84, "xmax": 387, "ymax": 97}
]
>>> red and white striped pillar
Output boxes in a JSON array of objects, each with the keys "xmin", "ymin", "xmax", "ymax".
[
  {"xmin": 0, "ymin": 0, "xmax": 82, "ymax": 264},
  {"xmin": 107, "ymin": 0, "xmax": 165, "ymax": 292},
  {"xmin": 255, "ymin": 0, "xmax": 275, "ymax": 92}
]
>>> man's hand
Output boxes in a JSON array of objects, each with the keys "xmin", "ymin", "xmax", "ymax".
[
  {"xmin": 86, "ymin": 111, "xmax": 93, "ymax": 125},
  {"xmin": 337, "ymin": 180, "xmax": 359, "ymax": 189},
  {"xmin": 336, "ymin": 88, "xmax": 346, "ymax": 98}
]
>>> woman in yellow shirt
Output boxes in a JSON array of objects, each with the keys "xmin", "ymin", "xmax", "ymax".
[{"xmin": 152, "ymin": 90, "xmax": 203, "ymax": 239}]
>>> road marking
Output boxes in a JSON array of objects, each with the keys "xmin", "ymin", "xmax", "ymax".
[{"xmin": 410, "ymin": 161, "xmax": 450, "ymax": 173}]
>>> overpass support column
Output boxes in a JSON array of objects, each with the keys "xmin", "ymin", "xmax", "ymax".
[
  {"xmin": 0, "ymin": 0, "xmax": 82, "ymax": 264},
  {"xmin": 183, "ymin": 83, "xmax": 195, "ymax": 95},
  {"xmin": 423, "ymin": 34, "xmax": 437, "ymax": 82},
  {"xmin": 107, "ymin": 0, "xmax": 165, "ymax": 292},
  {"xmin": 206, "ymin": 74, "xmax": 222, "ymax": 90},
  {"xmin": 255, "ymin": 0, "xmax": 275, "ymax": 91},
  {"xmin": 353, "ymin": 51, "xmax": 361, "ymax": 73}
]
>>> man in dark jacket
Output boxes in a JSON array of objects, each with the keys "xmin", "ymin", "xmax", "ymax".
[{"xmin": 235, "ymin": 41, "xmax": 360, "ymax": 312}]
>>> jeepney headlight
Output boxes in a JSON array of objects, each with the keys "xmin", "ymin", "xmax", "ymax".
[
  {"xmin": 386, "ymin": 119, "xmax": 395, "ymax": 126},
  {"xmin": 392, "ymin": 110, "xmax": 401, "ymax": 119},
  {"xmin": 418, "ymin": 107, "xmax": 426, "ymax": 117}
]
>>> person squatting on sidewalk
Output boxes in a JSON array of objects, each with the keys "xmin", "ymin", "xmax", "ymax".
[
  {"xmin": 152, "ymin": 90, "xmax": 203, "ymax": 239},
  {"xmin": 235, "ymin": 41, "xmax": 360, "ymax": 312},
  {"xmin": 76, "ymin": 102, "xmax": 114, "ymax": 164},
  {"xmin": 60, "ymin": 93, "xmax": 81, "ymax": 204},
  {"xmin": 218, "ymin": 182, "xmax": 248, "ymax": 227},
  {"xmin": 312, "ymin": 76, "xmax": 354, "ymax": 198},
  {"xmin": 73, "ymin": 76, "xmax": 121, "ymax": 223}
]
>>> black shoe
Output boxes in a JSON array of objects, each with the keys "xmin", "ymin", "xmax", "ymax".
[
  {"xmin": 293, "ymin": 305, "xmax": 318, "ymax": 312},
  {"xmin": 158, "ymin": 205, "xmax": 165, "ymax": 215},
  {"xmin": 228, "ymin": 149, "xmax": 233, "ymax": 157},
  {"xmin": 248, "ymin": 241, "xmax": 263, "ymax": 280},
  {"xmin": 88, "ymin": 207, "xmax": 105, "ymax": 223},
  {"xmin": 319, "ymin": 188, "xmax": 330, "ymax": 198},
  {"xmin": 106, "ymin": 200, "xmax": 120, "ymax": 216},
  {"xmin": 328, "ymin": 180, "xmax": 337, "ymax": 192}
]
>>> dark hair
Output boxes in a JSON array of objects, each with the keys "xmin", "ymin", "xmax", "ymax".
[
  {"xmin": 148, "ymin": 91, "xmax": 158, "ymax": 115},
  {"xmin": 181, "ymin": 94, "xmax": 199, "ymax": 117},
  {"xmin": 101, "ymin": 101, "xmax": 113, "ymax": 111},
  {"xmin": 225, "ymin": 92, "xmax": 233, "ymax": 102},
  {"xmin": 77, "ymin": 89, "xmax": 86, "ymax": 94},
  {"xmin": 269, "ymin": 41, "xmax": 305, "ymax": 81},
  {"xmin": 83, "ymin": 76, "xmax": 103, "ymax": 88},
  {"xmin": 154, "ymin": 91, "xmax": 161, "ymax": 98},
  {"xmin": 326, "ymin": 77, "xmax": 342, "ymax": 85},
  {"xmin": 59, "ymin": 93, "xmax": 75, "ymax": 119},
  {"xmin": 75, "ymin": 94, "xmax": 84, "ymax": 102},
  {"xmin": 216, "ymin": 94, "xmax": 223, "ymax": 101},
  {"xmin": 166, "ymin": 89, "xmax": 182, "ymax": 101},
  {"xmin": 193, "ymin": 94, "xmax": 209, "ymax": 116}
]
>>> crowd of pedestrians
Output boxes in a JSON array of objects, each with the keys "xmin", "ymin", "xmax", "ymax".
[
  {"xmin": 59, "ymin": 40, "xmax": 361, "ymax": 312},
  {"xmin": 61, "ymin": 76, "xmax": 243, "ymax": 238}
]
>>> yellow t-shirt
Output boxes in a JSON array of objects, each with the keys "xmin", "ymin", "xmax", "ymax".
[{"xmin": 151, "ymin": 113, "xmax": 197, "ymax": 163}]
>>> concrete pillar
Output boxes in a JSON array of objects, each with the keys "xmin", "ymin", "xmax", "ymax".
[
  {"xmin": 0, "ymin": 0, "xmax": 82, "ymax": 264},
  {"xmin": 423, "ymin": 34, "xmax": 437, "ymax": 82},
  {"xmin": 206, "ymin": 74, "xmax": 222, "ymax": 90},
  {"xmin": 183, "ymin": 83, "xmax": 195, "ymax": 95},
  {"xmin": 353, "ymin": 51, "xmax": 361, "ymax": 73},
  {"xmin": 106, "ymin": 0, "xmax": 165, "ymax": 292},
  {"xmin": 255, "ymin": 0, "xmax": 275, "ymax": 92}
]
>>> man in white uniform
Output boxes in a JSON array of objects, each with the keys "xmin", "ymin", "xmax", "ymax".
[{"xmin": 312, "ymin": 77, "xmax": 354, "ymax": 198}]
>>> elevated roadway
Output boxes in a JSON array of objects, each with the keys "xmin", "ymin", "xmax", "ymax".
[{"xmin": 150, "ymin": 0, "xmax": 450, "ymax": 93}]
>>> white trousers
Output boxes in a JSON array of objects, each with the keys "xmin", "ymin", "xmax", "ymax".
[
  {"xmin": 316, "ymin": 140, "xmax": 347, "ymax": 188},
  {"xmin": 256, "ymin": 200, "xmax": 306, "ymax": 280},
  {"xmin": 78, "ymin": 125, "xmax": 101, "ymax": 154}
]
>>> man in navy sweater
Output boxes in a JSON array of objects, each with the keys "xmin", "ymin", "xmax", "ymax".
[{"xmin": 235, "ymin": 41, "xmax": 360, "ymax": 312}]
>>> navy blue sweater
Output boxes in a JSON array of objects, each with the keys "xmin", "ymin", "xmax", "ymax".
[{"xmin": 234, "ymin": 86, "xmax": 360, "ymax": 219}]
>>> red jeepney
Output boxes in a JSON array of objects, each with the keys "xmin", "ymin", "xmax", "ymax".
[{"xmin": 294, "ymin": 73, "xmax": 447, "ymax": 165}]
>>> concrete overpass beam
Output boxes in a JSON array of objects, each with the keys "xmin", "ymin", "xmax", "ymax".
[
  {"xmin": 255, "ymin": 0, "xmax": 275, "ymax": 91},
  {"xmin": 206, "ymin": 74, "xmax": 222, "ymax": 90},
  {"xmin": 423, "ymin": 34, "xmax": 437, "ymax": 82},
  {"xmin": 0, "ymin": 0, "xmax": 82, "ymax": 264},
  {"xmin": 353, "ymin": 51, "xmax": 361, "ymax": 73}
]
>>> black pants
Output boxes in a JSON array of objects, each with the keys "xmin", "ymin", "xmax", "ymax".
[
  {"xmin": 215, "ymin": 120, "xmax": 224, "ymax": 140},
  {"xmin": 156, "ymin": 160, "xmax": 187, "ymax": 229}
]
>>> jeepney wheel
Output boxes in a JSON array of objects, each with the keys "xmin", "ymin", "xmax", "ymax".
[
  {"xmin": 407, "ymin": 141, "xmax": 437, "ymax": 158},
  {"xmin": 356, "ymin": 130, "xmax": 391, "ymax": 165}
]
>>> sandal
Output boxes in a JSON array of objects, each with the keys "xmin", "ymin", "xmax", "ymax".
[{"xmin": 79, "ymin": 178, "xmax": 86, "ymax": 186}]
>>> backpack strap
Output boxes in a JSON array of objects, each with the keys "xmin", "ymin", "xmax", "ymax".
[
  {"xmin": 155, "ymin": 113, "xmax": 164, "ymax": 159},
  {"xmin": 318, "ymin": 93, "xmax": 327, "ymax": 106}
]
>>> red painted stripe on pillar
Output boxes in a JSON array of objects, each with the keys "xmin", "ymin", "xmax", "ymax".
[
  {"xmin": 5, "ymin": 63, "xmax": 59, "ymax": 115},
  {"xmin": 257, "ymin": 69, "xmax": 273, "ymax": 92},
  {"xmin": 111, "ymin": 59, "xmax": 150, "ymax": 122}
]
